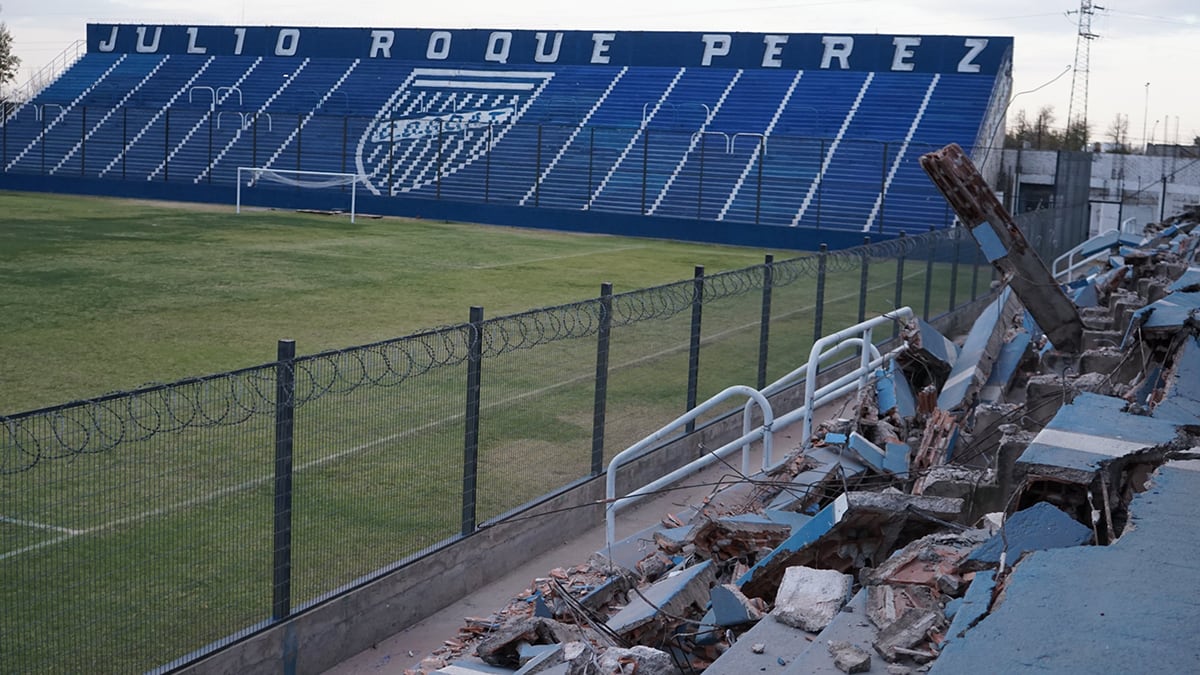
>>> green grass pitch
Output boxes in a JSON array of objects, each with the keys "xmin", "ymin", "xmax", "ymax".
[{"xmin": 0, "ymin": 189, "xmax": 970, "ymax": 672}]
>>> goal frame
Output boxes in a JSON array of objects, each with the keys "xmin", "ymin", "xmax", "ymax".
[{"xmin": 236, "ymin": 167, "xmax": 363, "ymax": 223}]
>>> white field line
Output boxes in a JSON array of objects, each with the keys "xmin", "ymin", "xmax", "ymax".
[
  {"xmin": 0, "ymin": 515, "xmax": 83, "ymax": 535},
  {"xmin": 468, "ymin": 245, "xmax": 648, "ymax": 269},
  {"xmin": 0, "ymin": 270, "xmax": 926, "ymax": 561}
]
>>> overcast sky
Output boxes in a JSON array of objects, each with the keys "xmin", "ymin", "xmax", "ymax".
[{"xmin": 3, "ymin": 1, "xmax": 1198, "ymax": 146}]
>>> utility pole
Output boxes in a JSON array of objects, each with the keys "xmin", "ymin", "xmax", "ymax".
[
  {"xmin": 1142, "ymin": 82, "xmax": 1150, "ymax": 153},
  {"xmin": 1066, "ymin": 1, "xmax": 1102, "ymax": 150}
]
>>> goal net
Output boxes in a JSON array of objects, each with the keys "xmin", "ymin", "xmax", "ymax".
[{"xmin": 236, "ymin": 167, "xmax": 365, "ymax": 223}]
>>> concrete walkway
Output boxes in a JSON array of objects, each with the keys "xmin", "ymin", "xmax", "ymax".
[{"xmin": 327, "ymin": 425, "xmax": 804, "ymax": 674}]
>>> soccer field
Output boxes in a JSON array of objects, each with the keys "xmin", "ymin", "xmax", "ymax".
[
  {"xmin": 0, "ymin": 190, "xmax": 787, "ymax": 414},
  {"xmin": 0, "ymin": 190, "xmax": 973, "ymax": 673}
]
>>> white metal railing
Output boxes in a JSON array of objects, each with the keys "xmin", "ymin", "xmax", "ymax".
[
  {"xmin": 1, "ymin": 40, "xmax": 86, "ymax": 109},
  {"xmin": 740, "ymin": 336, "xmax": 894, "ymax": 473},
  {"xmin": 800, "ymin": 308, "xmax": 914, "ymax": 443},
  {"xmin": 1056, "ymin": 228, "xmax": 1137, "ymax": 281},
  {"xmin": 604, "ymin": 308, "xmax": 915, "ymax": 548},
  {"xmin": 605, "ymin": 385, "xmax": 773, "ymax": 547}
]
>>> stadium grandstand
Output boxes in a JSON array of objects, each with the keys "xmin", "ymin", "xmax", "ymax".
[{"xmin": 0, "ymin": 25, "xmax": 1012, "ymax": 246}]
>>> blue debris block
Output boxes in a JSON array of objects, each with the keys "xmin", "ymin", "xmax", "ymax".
[
  {"xmin": 906, "ymin": 319, "xmax": 960, "ymax": 373},
  {"xmin": 875, "ymin": 361, "xmax": 917, "ymax": 418},
  {"xmin": 766, "ymin": 446, "xmax": 867, "ymax": 511},
  {"xmin": 824, "ymin": 432, "xmax": 848, "ymax": 445},
  {"xmin": 938, "ymin": 288, "xmax": 1012, "ymax": 411},
  {"xmin": 606, "ymin": 561, "xmax": 715, "ymax": 636},
  {"xmin": 738, "ymin": 495, "xmax": 847, "ymax": 589},
  {"xmin": 763, "ymin": 509, "xmax": 813, "ymax": 532},
  {"xmin": 1071, "ymin": 282, "xmax": 1099, "ymax": 308},
  {"xmin": 944, "ymin": 570, "xmax": 996, "ymax": 641},
  {"xmin": 693, "ymin": 608, "xmax": 721, "ymax": 645},
  {"xmin": 847, "ymin": 432, "xmax": 909, "ymax": 477},
  {"xmin": 1124, "ymin": 291, "xmax": 1200, "ymax": 344},
  {"xmin": 1153, "ymin": 336, "xmax": 1200, "ymax": 423},
  {"xmin": 1168, "ymin": 266, "xmax": 1200, "ymax": 293},
  {"xmin": 966, "ymin": 503, "xmax": 1092, "ymax": 568},
  {"xmin": 1017, "ymin": 393, "xmax": 1181, "ymax": 484},
  {"xmin": 709, "ymin": 584, "xmax": 762, "ymax": 626},
  {"xmin": 980, "ymin": 331, "xmax": 1032, "ymax": 404}
]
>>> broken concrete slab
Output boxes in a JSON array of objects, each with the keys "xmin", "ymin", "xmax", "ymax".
[
  {"xmin": 710, "ymin": 584, "xmax": 763, "ymax": 626},
  {"xmin": 932, "ymin": 464, "xmax": 1200, "ymax": 674},
  {"xmin": 740, "ymin": 492, "xmax": 965, "ymax": 599},
  {"xmin": 1152, "ymin": 335, "xmax": 1200, "ymax": 424},
  {"xmin": 433, "ymin": 661, "xmax": 519, "ymax": 674},
  {"xmin": 772, "ymin": 566, "xmax": 854, "ymax": 632},
  {"xmin": 690, "ymin": 514, "xmax": 793, "ymax": 562},
  {"xmin": 596, "ymin": 646, "xmax": 681, "ymax": 675},
  {"xmin": 605, "ymin": 560, "xmax": 714, "ymax": 639},
  {"xmin": 1166, "ymin": 266, "xmax": 1200, "ymax": 293},
  {"xmin": 912, "ymin": 466, "xmax": 994, "ymax": 500},
  {"xmin": 865, "ymin": 530, "xmax": 989, "ymax": 591},
  {"xmin": 900, "ymin": 319, "xmax": 960, "ymax": 380},
  {"xmin": 1016, "ymin": 393, "xmax": 1181, "ymax": 485},
  {"xmin": 964, "ymin": 503, "xmax": 1093, "ymax": 570},
  {"xmin": 979, "ymin": 331, "xmax": 1032, "ymax": 405},
  {"xmin": 942, "ymin": 571, "xmax": 995, "ymax": 643},
  {"xmin": 1123, "ymin": 290, "xmax": 1200, "ymax": 343},
  {"xmin": 876, "ymin": 361, "xmax": 917, "ymax": 419},
  {"xmin": 937, "ymin": 288, "xmax": 1018, "ymax": 412},
  {"xmin": 873, "ymin": 607, "xmax": 944, "ymax": 663},
  {"xmin": 475, "ymin": 618, "xmax": 579, "ymax": 669},
  {"xmin": 513, "ymin": 642, "xmax": 563, "ymax": 675},
  {"xmin": 827, "ymin": 641, "xmax": 872, "ymax": 673},
  {"xmin": 847, "ymin": 432, "xmax": 909, "ymax": 477},
  {"xmin": 919, "ymin": 144, "xmax": 1085, "ymax": 353}
]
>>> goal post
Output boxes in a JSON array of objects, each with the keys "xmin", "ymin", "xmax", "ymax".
[{"xmin": 236, "ymin": 167, "xmax": 365, "ymax": 223}]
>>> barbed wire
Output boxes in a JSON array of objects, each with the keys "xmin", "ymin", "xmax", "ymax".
[{"xmin": 1, "ymin": 223, "xmax": 988, "ymax": 474}]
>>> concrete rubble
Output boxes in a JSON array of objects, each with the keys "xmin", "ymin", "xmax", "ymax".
[{"xmin": 405, "ymin": 187, "xmax": 1200, "ymax": 674}]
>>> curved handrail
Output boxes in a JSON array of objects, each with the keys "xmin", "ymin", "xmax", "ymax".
[{"xmin": 605, "ymin": 385, "xmax": 773, "ymax": 547}]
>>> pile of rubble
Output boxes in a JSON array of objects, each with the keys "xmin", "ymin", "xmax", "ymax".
[{"xmin": 404, "ymin": 152, "xmax": 1200, "ymax": 674}]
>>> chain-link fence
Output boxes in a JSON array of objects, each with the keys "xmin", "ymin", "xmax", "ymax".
[{"xmin": 0, "ymin": 211, "xmax": 1077, "ymax": 673}]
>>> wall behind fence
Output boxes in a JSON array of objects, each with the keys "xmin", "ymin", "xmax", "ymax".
[{"xmin": 0, "ymin": 210, "xmax": 1075, "ymax": 674}]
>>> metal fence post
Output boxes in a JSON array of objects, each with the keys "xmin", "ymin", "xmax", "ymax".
[
  {"xmin": 436, "ymin": 119, "xmax": 444, "ymax": 200},
  {"xmin": 949, "ymin": 229, "xmax": 961, "ymax": 311},
  {"xmin": 591, "ymin": 283, "xmax": 613, "ymax": 476},
  {"xmin": 80, "ymin": 106, "xmax": 86, "ymax": 176},
  {"xmin": 816, "ymin": 138, "xmax": 825, "ymax": 228},
  {"xmin": 894, "ymin": 232, "xmax": 906, "ymax": 337},
  {"xmin": 534, "ymin": 124, "xmax": 543, "ymax": 207},
  {"xmin": 587, "ymin": 126, "xmax": 595, "ymax": 201},
  {"xmin": 206, "ymin": 108, "xmax": 213, "ymax": 184},
  {"xmin": 641, "ymin": 129, "xmax": 649, "ymax": 215},
  {"xmin": 757, "ymin": 254, "xmax": 774, "ymax": 390},
  {"xmin": 923, "ymin": 227, "xmax": 935, "ymax": 320},
  {"xmin": 971, "ymin": 245, "xmax": 982, "ymax": 300},
  {"xmin": 755, "ymin": 136, "xmax": 764, "ymax": 225},
  {"xmin": 685, "ymin": 266, "xmax": 704, "ymax": 433},
  {"xmin": 813, "ymin": 244, "xmax": 828, "ymax": 342},
  {"xmin": 858, "ymin": 236, "xmax": 870, "ymax": 323},
  {"xmin": 121, "ymin": 107, "xmax": 127, "ymax": 179},
  {"xmin": 163, "ymin": 107, "xmax": 170, "ymax": 182},
  {"xmin": 879, "ymin": 142, "xmax": 888, "ymax": 232},
  {"xmin": 296, "ymin": 113, "xmax": 303, "ymax": 173},
  {"xmin": 462, "ymin": 306, "xmax": 484, "ymax": 536},
  {"xmin": 272, "ymin": 339, "xmax": 296, "ymax": 621}
]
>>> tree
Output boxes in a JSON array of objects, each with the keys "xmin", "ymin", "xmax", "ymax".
[
  {"xmin": 1106, "ymin": 113, "xmax": 1131, "ymax": 153},
  {"xmin": 0, "ymin": 6, "xmax": 19, "ymax": 87}
]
